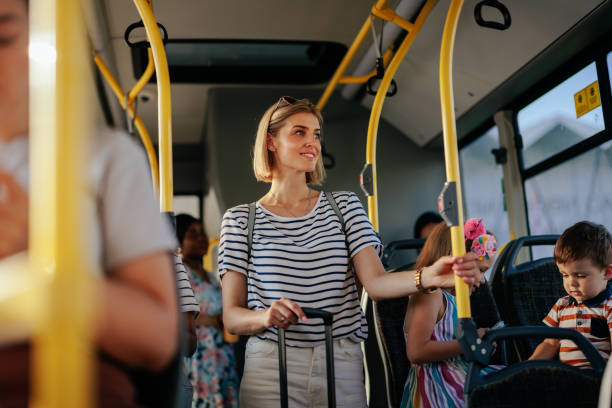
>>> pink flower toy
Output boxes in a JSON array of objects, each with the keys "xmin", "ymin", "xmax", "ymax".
[
  {"xmin": 470, "ymin": 234, "xmax": 498, "ymax": 261},
  {"xmin": 464, "ymin": 218, "xmax": 486, "ymax": 241}
]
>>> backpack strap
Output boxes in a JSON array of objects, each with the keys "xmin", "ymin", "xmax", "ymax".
[
  {"xmin": 247, "ymin": 202, "xmax": 256, "ymax": 260},
  {"xmin": 324, "ymin": 191, "xmax": 346, "ymax": 235}
]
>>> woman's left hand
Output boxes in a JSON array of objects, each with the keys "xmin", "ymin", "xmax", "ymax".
[{"xmin": 422, "ymin": 252, "xmax": 483, "ymax": 290}]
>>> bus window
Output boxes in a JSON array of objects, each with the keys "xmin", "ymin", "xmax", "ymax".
[
  {"xmin": 518, "ymin": 62, "xmax": 604, "ymax": 169},
  {"xmin": 174, "ymin": 194, "xmax": 200, "ymax": 218},
  {"xmin": 524, "ymin": 145, "xmax": 612, "ymax": 257},
  {"xmin": 460, "ymin": 126, "xmax": 510, "ymax": 248}
]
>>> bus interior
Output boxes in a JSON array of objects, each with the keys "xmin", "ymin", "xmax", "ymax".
[{"xmin": 4, "ymin": 0, "xmax": 612, "ymax": 406}]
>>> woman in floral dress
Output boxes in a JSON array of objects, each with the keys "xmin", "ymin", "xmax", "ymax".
[{"xmin": 176, "ymin": 214, "xmax": 238, "ymax": 408}]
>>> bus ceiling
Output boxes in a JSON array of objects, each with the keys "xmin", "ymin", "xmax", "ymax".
[{"xmin": 91, "ymin": 1, "xmax": 608, "ymax": 147}]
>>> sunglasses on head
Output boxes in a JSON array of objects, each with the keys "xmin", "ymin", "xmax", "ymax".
[{"xmin": 271, "ymin": 96, "xmax": 298, "ymax": 115}]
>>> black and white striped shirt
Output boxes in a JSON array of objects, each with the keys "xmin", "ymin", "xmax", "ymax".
[
  {"xmin": 174, "ymin": 254, "xmax": 200, "ymax": 314},
  {"xmin": 218, "ymin": 191, "xmax": 381, "ymax": 347}
]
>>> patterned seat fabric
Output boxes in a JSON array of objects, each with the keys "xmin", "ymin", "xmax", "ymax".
[{"xmin": 502, "ymin": 260, "xmax": 564, "ymax": 360}]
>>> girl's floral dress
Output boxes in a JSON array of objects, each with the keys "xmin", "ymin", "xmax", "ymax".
[{"xmin": 185, "ymin": 265, "xmax": 238, "ymax": 408}]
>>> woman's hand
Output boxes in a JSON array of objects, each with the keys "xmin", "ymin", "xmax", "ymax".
[
  {"xmin": 262, "ymin": 297, "xmax": 306, "ymax": 330},
  {"xmin": 422, "ymin": 252, "xmax": 484, "ymax": 290},
  {"xmin": 0, "ymin": 172, "xmax": 28, "ymax": 259}
]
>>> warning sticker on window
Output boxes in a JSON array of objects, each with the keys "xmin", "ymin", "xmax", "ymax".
[{"xmin": 574, "ymin": 81, "xmax": 600, "ymax": 118}]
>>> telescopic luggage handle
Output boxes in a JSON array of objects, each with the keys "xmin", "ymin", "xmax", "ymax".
[{"xmin": 278, "ymin": 308, "xmax": 336, "ymax": 408}]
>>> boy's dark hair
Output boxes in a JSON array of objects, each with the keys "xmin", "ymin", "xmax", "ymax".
[
  {"xmin": 414, "ymin": 211, "xmax": 444, "ymax": 238},
  {"xmin": 554, "ymin": 221, "xmax": 612, "ymax": 269}
]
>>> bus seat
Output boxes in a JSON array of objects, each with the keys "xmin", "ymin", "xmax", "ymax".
[
  {"xmin": 372, "ymin": 295, "xmax": 410, "ymax": 408},
  {"xmin": 464, "ymin": 326, "xmax": 604, "ymax": 408},
  {"xmin": 489, "ymin": 235, "xmax": 562, "ymax": 361},
  {"xmin": 470, "ymin": 282, "xmax": 508, "ymax": 365},
  {"xmin": 371, "ymin": 238, "xmax": 425, "ymax": 408}
]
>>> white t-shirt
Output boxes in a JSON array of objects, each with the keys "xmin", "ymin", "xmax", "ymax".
[
  {"xmin": 0, "ymin": 130, "xmax": 177, "ymax": 276},
  {"xmin": 218, "ymin": 191, "xmax": 382, "ymax": 347}
]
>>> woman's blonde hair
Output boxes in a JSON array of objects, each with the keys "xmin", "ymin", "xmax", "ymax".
[
  {"xmin": 415, "ymin": 222, "xmax": 452, "ymax": 269},
  {"xmin": 252, "ymin": 97, "xmax": 325, "ymax": 185}
]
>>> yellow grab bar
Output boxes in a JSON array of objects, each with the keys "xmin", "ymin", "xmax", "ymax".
[
  {"xmin": 338, "ymin": 47, "xmax": 393, "ymax": 84},
  {"xmin": 439, "ymin": 0, "xmax": 470, "ymax": 318},
  {"xmin": 318, "ymin": 0, "xmax": 420, "ymax": 111},
  {"xmin": 133, "ymin": 0, "xmax": 174, "ymax": 213},
  {"xmin": 128, "ymin": 48, "xmax": 155, "ymax": 108},
  {"xmin": 93, "ymin": 54, "xmax": 160, "ymax": 192},
  {"xmin": 371, "ymin": 1, "xmax": 414, "ymax": 32},
  {"xmin": 364, "ymin": 0, "xmax": 438, "ymax": 232},
  {"xmin": 316, "ymin": 6, "xmax": 377, "ymax": 111},
  {"xmin": 30, "ymin": 0, "xmax": 95, "ymax": 406}
]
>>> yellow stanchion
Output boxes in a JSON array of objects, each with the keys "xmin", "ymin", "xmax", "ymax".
[
  {"xmin": 93, "ymin": 54, "xmax": 160, "ymax": 192},
  {"xmin": 363, "ymin": 0, "xmax": 438, "ymax": 232},
  {"xmin": 29, "ymin": 0, "xmax": 95, "ymax": 406},
  {"xmin": 439, "ymin": 0, "xmax": 470, "ymax": 318},
  {"xmin": 133, "ymin": 0, "xmax": 174, "ymax": 213}
]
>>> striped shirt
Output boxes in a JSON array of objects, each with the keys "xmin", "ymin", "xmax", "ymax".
[
  {"xmin": 218, "ymin": 191, "xmax": 381, "ymax": 347},
  {"xmin": 543, "ymin": 286, "xmax": 612, "ymax": 368},
  {"xmin": 174, "ymin": 254, "xmax": 200, "ymax": 314}
]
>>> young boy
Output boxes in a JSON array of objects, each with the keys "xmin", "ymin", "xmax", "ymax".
[{"xmin": 529, "ymin": 221, "xmax": 612, "ymax": 368}]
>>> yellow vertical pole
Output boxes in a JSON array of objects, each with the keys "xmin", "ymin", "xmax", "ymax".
[
  {"xmin": 439, "ymin": 0, "xmax": 470, "ymax": 318},
  {"xmin": 133, "ymin": 0, "xmax": 174, "ymax": 212},
  {"xmin": 30, "ymin": 0, "xmax": 94, "ymax": 406}
]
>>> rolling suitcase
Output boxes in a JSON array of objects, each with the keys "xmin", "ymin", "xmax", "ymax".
[{"xmin": 277, "ymin": 308, "xmax": 335, "ymax": 408}]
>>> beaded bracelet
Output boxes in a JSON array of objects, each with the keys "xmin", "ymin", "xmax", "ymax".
[{"xmin": 415, "ymin": 267, "xmax": 436, "ymax": 294}]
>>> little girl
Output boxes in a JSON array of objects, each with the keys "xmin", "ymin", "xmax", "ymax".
[{"xmin": 401, "ymin": 219, "xmax": 498, "ymax": 408}]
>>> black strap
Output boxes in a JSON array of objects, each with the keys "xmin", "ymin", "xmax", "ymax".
[
  {"xmin": 247, "ymin": 202, "xmax": 256, "ymax": 260},
  {"xmin": 323, "ymin": 191, "xmax": 345, "ymax": 235}
]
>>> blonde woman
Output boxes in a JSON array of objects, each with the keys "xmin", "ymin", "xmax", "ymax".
[{"xmin": 219, "ymin": 97, "xmax": 482, "ymax": 408}]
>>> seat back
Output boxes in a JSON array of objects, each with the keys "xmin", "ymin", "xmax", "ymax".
[
  {"xmin": 371, "ymin": 238, "xmax": 425, "ymax": 408},
  {"xmin": 468, "ymin": 362, "xmax": 601, "ymax": 408},
  {"xmin": 373, "ymin": 295, "xmax": 410, "ymax": 408},
  {"xmin": 489, "ymin": 235, "xmax": 561, "ymax": 361},
  {"xmin": 470, "ymin": 282, "xmax": 508, "ymax": 365},
  {"xmin": 465, "ymin": 326, "xmax": 606, "ymax": 408}
]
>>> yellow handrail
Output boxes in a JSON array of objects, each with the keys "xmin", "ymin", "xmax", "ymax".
[
  {"xmin": 93, "ymin": 54, "xmax": 160, "ymax": 192},
  {"xmin": 364, "ymin": 0, "xmax": 438, "ymax": 232},
  {"xmin": 371, "ymin": 1, "xmax": 415, "ymax": 32},
  {"xmin": 128, "ymin": 48, "xmax": 155, "ymax": 108},
  {"xmin": 317, "ymin": 0, "xmax": 419, "ymax": 111},
  {"xmin": 439, "ymin": 0, "xmax": 470, "ymax": 318},
  {"xmin": 337, "ymin": 47, "xmax": 393, "ymax": 84},
  {"xmin": 316, "ymin": 1, "xmax": 383, "ymax": 111},
  {"xmin": 133, "ymin": 0, "xmax": 174, "ymax": 213},
  {"xmin": 30, "ymin": 0, "xmax": 95, "ymax": 406}
]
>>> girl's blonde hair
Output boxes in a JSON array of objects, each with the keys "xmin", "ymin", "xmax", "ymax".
[
  {"xmin": 252, "ymin": 97, "xmax": 325, "ymax": 185},
  {"xmin": 415, "ymin": 222, "xmax": 452, "ymax": 269}
]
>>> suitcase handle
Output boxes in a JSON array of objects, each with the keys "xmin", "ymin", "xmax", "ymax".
[
  {"xmin": 278, "ymin": 308, "xmax": 336, "ymax": 408},
  {"xmin": 302, "ymin": 307, "xmax": 333, "ymax": 326}
]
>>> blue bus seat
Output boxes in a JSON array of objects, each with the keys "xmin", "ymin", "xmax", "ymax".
[
  {"xmin": 489, "ymin": 235, "xmax": 562, "ymax": 361},
  {"xmin": 465, "ymin": 326, "xmax": 604, "ymax": 408}
]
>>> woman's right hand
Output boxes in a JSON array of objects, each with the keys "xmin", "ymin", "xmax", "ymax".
[
  {"xmin": 423, "ymin": 252, "xmax": 484, "ymax": 290},
  {"xmin": 0, "ymin": 172, "xmax": 28, "ymax": 259},
  {"xmin": 262, "ymin": 297, "xmax": 307, "ymax": 330}
]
